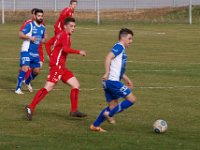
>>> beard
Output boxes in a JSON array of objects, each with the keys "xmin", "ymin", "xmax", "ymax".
[{"xmin": 36, "ymin": 18, "xmax": 43, "ymax": 24}]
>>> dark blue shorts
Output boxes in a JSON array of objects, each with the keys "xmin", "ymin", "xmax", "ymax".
[
  {"xmin": 20, "ymin": 51, "xmax": 40, "ymax": 68},
  {"xmin": 102, "ymin": 80, "xmax": 131, "ymax": 102}
]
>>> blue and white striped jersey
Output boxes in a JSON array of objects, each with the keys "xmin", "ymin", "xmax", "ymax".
[
  {"xmin": 108, "ymin": 42, "xmax": 127, "ymax": 81},
  {"xmin": 21, "ymin": 21, "xmax": 45, "ymax": 57}
]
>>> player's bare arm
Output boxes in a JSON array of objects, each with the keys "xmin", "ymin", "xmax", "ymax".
[
  {"xmin": 18, "ymin": 31, "xmax": 36, "ymax": 42},
  {"xmin": 123, "ymin": 74, "xmax": 134, "ymax": 89},
  {"xmin": 102, "ymin": 52, "xmax": 115, "ymax": 80}
]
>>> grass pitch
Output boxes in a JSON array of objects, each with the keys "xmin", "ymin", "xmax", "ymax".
[{"xmin": 0, "ymin": 22, "xmax": 200, "ymax": 150}]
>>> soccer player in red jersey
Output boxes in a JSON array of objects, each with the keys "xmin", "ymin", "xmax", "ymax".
[
  {"xmin": 25, "ymin": 17, "xmax": 87, "ymax": 120},
  {"xmin": 45, "ymin": 0, "xmax": 77, "ymax": 57}
]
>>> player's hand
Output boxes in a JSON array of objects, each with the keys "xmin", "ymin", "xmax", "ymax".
[
  {"xmin": 79, "ymin": 50, "xmax": 86, "ymax": 56},
  {"xmin": 126, "ymin": 80, "xmax": 134, "ymax": 89},
  {"xmin": 29, "ymin": 36, "xmax": 36, "ymax": 42},
  {"xmin": 102, "ymin": 73, "xmax": 109, "ymax": 80}
]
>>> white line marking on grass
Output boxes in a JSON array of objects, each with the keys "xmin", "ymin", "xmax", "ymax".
[
  {"xmin": 1, "ymin": 86, "xmax": 200, "ymax": 92},
  {"xmin": 1, "ymin": 57, "xmax": 200, "ymax": 65},
  {"xmin": 77, "ymin": 27, "xmax": 166, "ymax": 35},
  {"xmin": 77, "ymin": 27, "xmax": 119, "ymax": 32}
]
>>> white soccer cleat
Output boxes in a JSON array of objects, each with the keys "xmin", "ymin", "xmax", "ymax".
[
  {"xmin": 25, "ymin": 106, "xmax": 32, "ymax": 121},
  {"xmin": 104, "ymin": 111, "xmax": 116, "ymax": 124},
  {"xmin": 24, "ymin": 82, "xmax": 33, "ymax": 93},
  {"xmin": 15, "ymin": 88, "xmax": 24, "ymax": 95}
]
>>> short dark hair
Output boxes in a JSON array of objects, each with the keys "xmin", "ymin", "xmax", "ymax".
[
  {"xmin": 70, "ymin": 0, "xmax": 77, "ymax": 4},
  {"xmin": 34, "ymin": 9, "xmax": 44, "ymax": 15},
  {"xmin": 31, "ymin": 8, "xmax": 38, "ymax": 14},
  {"xmin": 64, "ymin": 17, "xmax": 76, "ymax": 25},
  {"xmin": 119, "ymin": 28, "xmax": 134, "ymax": 40}
]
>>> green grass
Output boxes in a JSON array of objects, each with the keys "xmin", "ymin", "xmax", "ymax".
[{"xmin": 0, "ymin": 22, "xmax": 200, "ymax": 150}]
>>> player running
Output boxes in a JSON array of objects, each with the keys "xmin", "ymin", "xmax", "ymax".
[
  {"xmin": 45, "ymin": 0, "xmax": 77, "ymax": 57},
  {"xmin": 90, "ymin": 28, "xmax": 137, "ymax": 132},
  {"xmin": 25, "ymin": 17, "xmax": 87, "ymax": 120},
  {"xmin": 19, "ymin": 8, "xmax": 47, "ymax": 89},
  {"xmin": 15, "ymin": 9, "xmax": 46, "ymax": 94}
]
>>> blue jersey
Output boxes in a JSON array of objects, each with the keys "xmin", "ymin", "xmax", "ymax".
[
  {"xmin": 21, "ymin": 21, "xmax": 45, "ymax": 56},
  {"xmin": 108, "ymin": 42, "xmax": 127, "ymax": 81}
]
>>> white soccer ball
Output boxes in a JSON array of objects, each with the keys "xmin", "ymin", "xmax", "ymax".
[{"xmin": 153, "ymin": 119, "xmax": 168, "ymax": 133}]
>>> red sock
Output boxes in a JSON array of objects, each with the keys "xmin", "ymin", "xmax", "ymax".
[
  {"xmin": 70, "ymin": 88, "xmax": 79, "ymax": 112},
  {"xmin": 25, "ymin": 69, "xmax": 31, "ymax": 80},
  {"xmin": 29, "ymin": 88, "xmax": 48, "ymax": 112}
]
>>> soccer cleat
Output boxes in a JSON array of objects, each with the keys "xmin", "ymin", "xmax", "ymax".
[
  {"xmin": 15, "ymin": 88, "xmax": 24, "ymax": 95},
  {"xmin": 25, "ymin": 105, "xmax": 32, "ymax": 121},
  {"xmin": 69, "ymin": 111, "xmax": 87, "ymax": 118},
  {"xmin": 104, "ymin": 111, "xmax": 116, "ymax": 124},
  {"xmin": 23, "ymin": 81, "xmax": 33, "ymax": 92},
  {"xmin": 90, "ymin": 124, "xmax": 107, "ymax": 132}
]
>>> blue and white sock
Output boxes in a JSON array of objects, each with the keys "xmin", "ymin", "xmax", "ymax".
[
  {"xmin": 93, "ymin": 107, "xmax": 110, "ymax": 127},
  {"xmin": 109, "ymin": 100, "xmax": 134, "ymax": 117},
  {"xmin": 25, "ymin": 71, "xmax": 37, "ymax": 85},
  {"xmin": 16, "ymin": 70, "xmax": 26, "ymax": 90}
]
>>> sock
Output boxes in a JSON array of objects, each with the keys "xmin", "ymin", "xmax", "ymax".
[
  {"xmin": 25, "ymin": 69, "xmax": 31, "ymax": 80},
  {"xmin": 93, "ymin": 107, "xmax": 110, "ymax": 127},
  {"xmin": 109, "ymin": 100, "xmax": 134, "ymax": 117},
  {"xmin": 25, "ymin": 71, "xmax": 37, "ymax": 85},
  {"xmin": 16, "ymin": 70, "xmax": 26, "ymax": 90},
  {"xmin": 29, "ymin": 88, "xmax": 48, "ymax": 112},
  {"xmin": 70, "ymin": 88, "xmax": 79, "ymax": 112}
]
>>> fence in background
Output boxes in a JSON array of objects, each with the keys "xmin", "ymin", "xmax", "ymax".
[{"xmin": 1, "ymin": 0, "xmax": 200, "ymax": 24}]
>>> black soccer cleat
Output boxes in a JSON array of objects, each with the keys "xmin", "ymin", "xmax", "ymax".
[
  {"xmin": 25, "ymin": 105, "xmax": 32, "ymax": 121},
  {"xmin": 69, "ymin": 111, "xmax": 87, "ymax": 118}
]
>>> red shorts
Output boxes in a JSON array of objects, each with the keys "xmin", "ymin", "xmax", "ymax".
[
  {"xmin": 47, "ymin": 66, "xmax": 74, "ymax": 84},
  {"xmin": 38, "ymin": 43, "xmax": 44, "ymax": 62}
]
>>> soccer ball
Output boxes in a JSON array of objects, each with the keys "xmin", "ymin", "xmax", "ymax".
[{"xmin": 153, "ymin": 119, "xmax": 168, "ymax": 133}]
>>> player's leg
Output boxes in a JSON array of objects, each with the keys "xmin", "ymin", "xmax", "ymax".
[
  {"xmin": 107, "ymin": 92, "xmax": 136, "ymax": 118},
  {"xmin": 24, "ymin": 68, "xmax": 32, "ymax": 80},
  {"xmin": 15, "ymin": 52, "xmax": 30, "ymax": 94},
  {"xmin": 25, "ymin": 81, "xmax": 55, "ymax": 121},
  {"xmin": 90, "ymin": 82, "xmax": 116, "ymax": 132},
  {"xmin": 104, "ymin": 100, "xmax": 118, "ymax": 124},
  {"xmin": 24, "ymin": 55, "xmax": 41, "ymax": 92},
  {"xmin": 24, "ymin": 67, "xmax": 40, "ymax": 92},
  {"xmin": 103, "ymin": 81, "xmax": 136, "ymax": 119},
  {"xmin": 25, "ymin": 66, "xmax": 60, "ymax": 120},
  {"xmin": 66, "ymin": 77, "xmax": 87, "ymax": 117},
  {"xmin": 61, "ymin": 69, "xmax": 87, "ymax": 117}
]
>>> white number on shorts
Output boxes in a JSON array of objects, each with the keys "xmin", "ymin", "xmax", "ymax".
[{"xmin": 120, "ymin": 86, "xmax": 128, "ymax": 95}]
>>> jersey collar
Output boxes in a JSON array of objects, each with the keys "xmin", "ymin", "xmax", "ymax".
[{"xmin": 33, "ymin": 21, "xmax": 42, "ymax": 27}]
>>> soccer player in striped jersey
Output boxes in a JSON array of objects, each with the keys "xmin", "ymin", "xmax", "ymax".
[
  {"xmin": 90, "ymin": 28, "xmax": 137, "ymax": 132},
  {"xmin": 15, "ymin": 9, "xmax": 46, "ymax": 94},
  {"xmin": 25, "ymin": 17, "xmax": 87, "ymax": 120},
  {"xmin": 19, "ymin": 8, "xmax": 47, "ymax": 90},
  {"xmin": 45, "ymin": 0, "xmax": 77, "ymax": 57}
]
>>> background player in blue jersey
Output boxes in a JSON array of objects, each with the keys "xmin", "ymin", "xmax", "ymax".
[
  {"xmin": 90, "ymin": 28, "xmax": 137, "ymax": 132},
  {"xmin": 15, "ymin": 9, "xmax": 46, "ymax": 94}
]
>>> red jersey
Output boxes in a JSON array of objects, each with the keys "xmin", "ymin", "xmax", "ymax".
[
  {"xmin": 54, "ymin": 7, "xmax": 73, "ymax": 34},
  {"xmin": 50, "ymin": 31, "xmax": 80, "ymax": 68}
]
